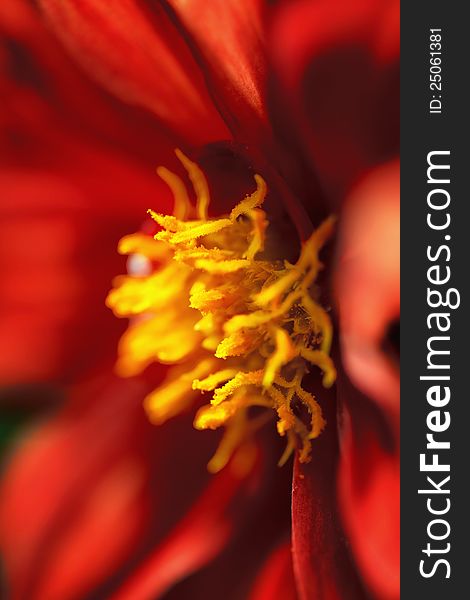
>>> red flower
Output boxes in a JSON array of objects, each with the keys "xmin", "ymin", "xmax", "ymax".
[{"xmin": 0, "ymin": 1, "xmax": 399, "ymax": 599}]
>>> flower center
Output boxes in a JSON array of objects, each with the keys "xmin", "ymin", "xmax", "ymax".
[{"xmin": 107, "ymin": 150, "xmax": 336, "ymax": 472}]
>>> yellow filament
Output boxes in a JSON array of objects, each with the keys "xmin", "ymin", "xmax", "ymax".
[
  {"xmin": 215, "ymin": 330, "xmax": 263, "ymax": 359},
  {"xmin": 161, "ymin": 218, "xmax": 232, "ymax": 244},
  {"xmin": 296, "ymin": 387, "xmax": 326, "ymax": 440},
  {"xmin": 118, "ymin": 233, "xmax": 170, "ymax": 261},
  {"xmin": 156, "ymin": 166, "xmax": 192, "ymax": 220},
  {"xmin": 212, "ymin": 370, "xmax": 264, "ymax": 406},
  {"xmin": 263, "ymin": 328, "xmax": 297, "ymax": 387},
  {"xmin": 194, "ymin": 258, "xmax": 251, "ymax": 273},
  {"xmin": 193, "ymin": 369, "xmax": 239, "ymax": 392},
  {"xmin": 175, "ymin": 149, "xmax": 210, "ymax": 220},
  {"xmin": 254, "ymin": 268, "xmax": 300, "ymax": 307},
  {"xmin": 230, "ymin": 175, "xmax": 267, "ymax": 220},
  {"xmin": 298, "ymin": 346, "xmax": 337, "ymax": 388},
  {"xmin": 144, "ymin": 359, "xmax": 215, "ymax": 424},
  {"xmin": 205, "ymin": 409, "xmax": 247, "ymax": 473},
  {"xmin": 245, "ymin": 209, "xmax": 267, "ymax": 261},
  {"xmin": 301, "ymin": 295, "xmax": 333, "ymax": 354}
]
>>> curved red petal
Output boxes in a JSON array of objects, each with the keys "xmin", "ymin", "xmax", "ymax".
[
  {"xmin": 164, "ymin": 0, "xmax": 270, "ymax": 143},
  {"xmin": 157, "ymin": 429, "xmax": 293, "ymax": 600},
  {"xmin": 336, "ymin": 375, "xmax": 400, "ymax": 600},
  {"xmin": 334, "ymin": 159, "xmax": 400, "ymax": 422},
  {"xmin": 0, "ymin": 376, "xmax": 152, "ymax": 600},
  {"xmin": 334, "ymin": 161, "xmax": 400, "ymax": 600},
  {"xmin": 270, "ymin": 0, "xmax": 399, "ymax": 201},
  {"xmin": 36, "ymin": 0, "xmax": 229, "ymax": 143},
  {"xmin": 109, "ymin": 449, "xmax": 263, "ymax": 600},
  {"xmin": 0, "ymin": 372, "xmax": 221, "ymax": 599},
  {"xmin": 0, "ymin": 0, "xmax": 182, "ymax": 157},
  {"xmin": 0, "ymin": 158, "xmax": 167, "ymax": 384},
  {"xmin": 291, "ymin": 382, "xmax": 367, "ymax": 600},
  {"xmin": 248, "ymin": 543, "xmax": 298, "ymax": 600},
  {"xmin": 0, "ymin": 13, "xmax": 181, "ymax": 384}
]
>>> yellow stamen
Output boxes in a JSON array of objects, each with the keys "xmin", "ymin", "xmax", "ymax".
[
  {"xmin": 212, "ymin": 370, "xmax": 264, "ymax": 406},
  {"xmin": 147, "ymin": 211, "xmax": 193, "ymax": 232},
  {"xmin": 224, "ymin": 310, "xmax": 274, "ymax": 334},
  {"xmin": 215, "ymin": 330, "xmax": 263, "ymax": 359},
  {"xmin": 144, "ymin": 359, "xmax": 215, "ymax": 425},
  {"xmin": 175, "ymin": 149, "xmax": 210, "ymax": 220},
  {"xmin": 244, "ymin": 208, "xmax": 268, "ymax": 261},
  {"xmin": 118, "ymin": 233, "xmax": 170, "ymax": 261},
  {"xmin": 193, "ymin": 369, "xmax": 239, "ymax": 392},
  {"xmin": 194, "ymin": 258, "xmax": 251, "ymax": 274},
  {"xmin": 254, "ymin": 268, "xmax": 300, "ymax": 307},
  {"xmin": 190, "ymin": 283, "xmax": 240, "ymax": 313},
  {"xmin": 263, "ymin": 327, "xmax": 297, "ymax": 387},
  {"xmin": 230, "ymin": 174, "xmax": 267, "ymax": 220},
  {"xmin": 205, "ymin": 409, "xmax": 247, "ymax": 473},
  {"xmin": 301, "ymin": 295, "xmax": 333, "ymax": 354},
  {"xmin": 298, "ymin": 346, "xmax": 337, "ymax": 388},
  {"xmin": 159, "ymin": 218, "xmax": 231, "ymax": 245},
  {"xmin": 107, "ymin": 150, "xmax": 337, "ymax": 471},
  {"xmin": 156, "ymin": 166, "xmax": 192, "ymax": 220}
]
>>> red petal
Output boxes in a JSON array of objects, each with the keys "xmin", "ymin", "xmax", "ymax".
[
  {"xmin": 333, "ymin": 159, "xmax": 400, "ymax": 599},
  {"xmin": 0, "ymin": 13, "xmax": 181, "ymax": 384},
  {"xmin": 336, "ymin": 376, "xmax": 400, "ymax": 600},
  {"xmin": 1, "ymin": 0, "xmax": 182, "ymax": 158},
  {"xmin": 0, "ymin": 376, "xmax": 151, "ymax": 600},
  {"xmin": 109, "ymin": 450, "xmax": 263, "ymax": 600},
  {"xmin": 36, "ymin": 0, "xmax": 229, "ymax": 143},
  {"xmin": 270, "ymin": 0, "xmax": 399, "ymax": 200},
  {"xmin": 165, "ymin": 0, "xmax": 269, "ymax": 143},
  {"xmin": 334, "ymin": 162, "xmax": 400, "ymax": 599},
  {"xmin": 248, "ymin": 543, "xmax": 298, "ymax": 600},
  {"xmin": 0, "ymin": 160, "xmax": 165, "ymax": 385},
  {"xmin": 291, "ymin": 382, "xmax": 367, "ymax": 600},
  {"xmin": 0, "ymin": 373, "xmax": 221, "ymax": 599},
  {"xmin": 334, "ymin": 160, "xmax": 400, "ymax": 422},
  {"xmin": 158, "ymin": 432, "xmax": 293, "ymax": 600}
]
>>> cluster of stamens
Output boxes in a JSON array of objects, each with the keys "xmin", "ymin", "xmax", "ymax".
[{"xmin": 107, "ymin": 150, "xmax": 336, "ymax": 472}]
